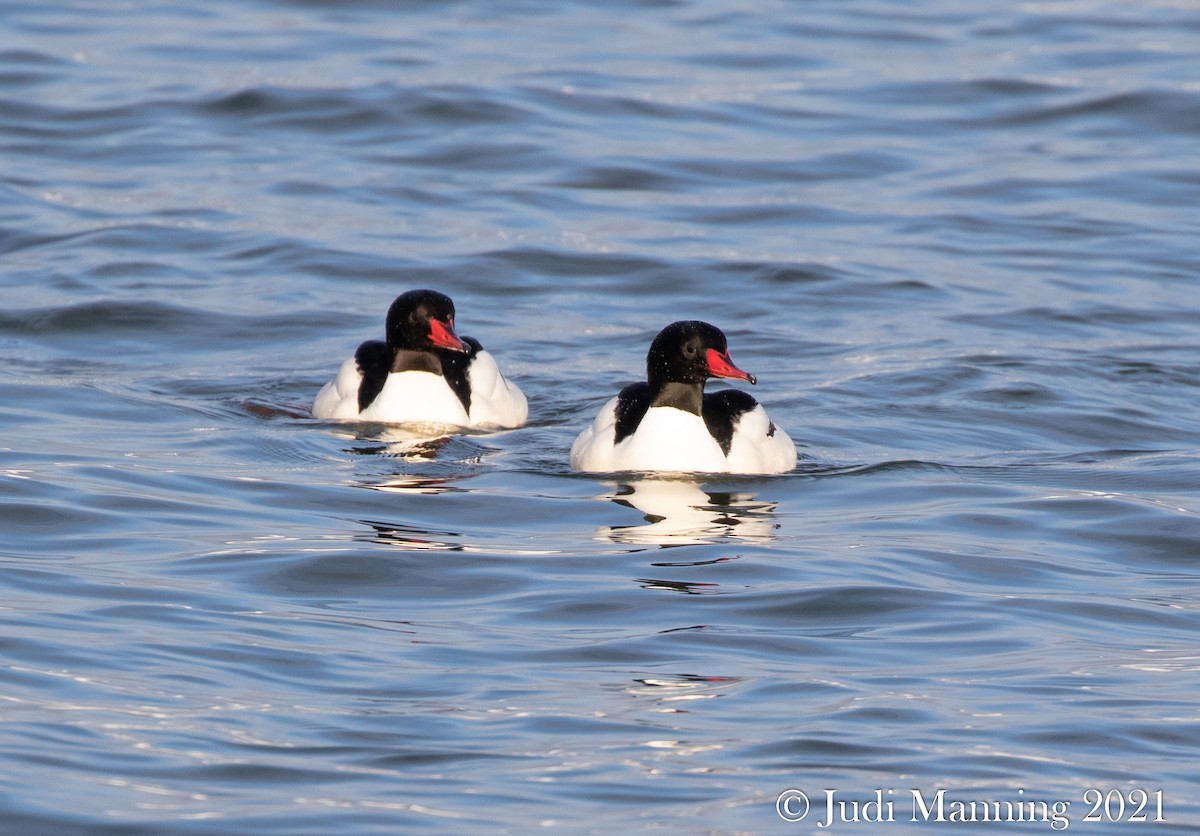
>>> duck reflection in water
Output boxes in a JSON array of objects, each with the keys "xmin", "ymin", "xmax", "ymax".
[
  {"xmin": 361, "ymin": 518, "xmax": 465, "ymax": 551},
  {"xmin": 595, "ymin": 479, "xmax": 779, "ymax": 546},
  {"xmin": 338, "ymin": 424, "xmax": 465, "ymax": 460}
]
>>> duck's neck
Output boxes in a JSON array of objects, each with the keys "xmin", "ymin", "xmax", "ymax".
[
  {"xmin": 650, "ymin": 380, "xmax": 705, "ymax": 415},
  {"xmin": 391, "ymin": 349, "xmax": 443, "ymax": 375}
]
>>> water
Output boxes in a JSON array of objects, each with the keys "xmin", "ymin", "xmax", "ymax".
[{"xmin": 2, "ymin": 0, "xmax": 1199, "ymax": 832}]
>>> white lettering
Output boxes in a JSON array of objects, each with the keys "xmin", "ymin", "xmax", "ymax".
[
  {"xmin": 911, "ymin": 787, "xmax": 944, "ymax": 821},
  {"xmin": 910, "ymin": 788, "xmax": 1071, "ymax": 830}
]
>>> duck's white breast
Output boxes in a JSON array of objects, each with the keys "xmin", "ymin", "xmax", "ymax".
[
  {"xmin": 358, "ymin": 370, "xmax": 471, "ymax": 426},
  {"xmin": 572, "ymin": 404, "xmax": 728, "ymax": 473}
]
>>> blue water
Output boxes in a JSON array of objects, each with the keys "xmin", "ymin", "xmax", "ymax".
[{"xmin": 3, "ymin": 1, "xmax": 1199, "ymax": 832}]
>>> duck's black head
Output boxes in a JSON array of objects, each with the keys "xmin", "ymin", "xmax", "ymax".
[
  {"xmin": 384, "ymin": 289, "xmax": 468, "ymax": 354},
  {"xmin": 646, "ymin": 320, "xmax": 756, "ymax": 390}
]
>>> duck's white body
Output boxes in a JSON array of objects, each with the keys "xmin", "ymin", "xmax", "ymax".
[
  {"xmin": 313, "ymin": 349, "xmax": 527, "ymax": 429},
  {"xmin": 570, "ymin": 397, "xmax": 796, "ymax": 475},
  {"xmin": 572, "ymin": 400, "xmax": 724, "ymax": 473},
  {"xmin": 723, "ymin": 401, "xmax": 797, "ymax": 474}
]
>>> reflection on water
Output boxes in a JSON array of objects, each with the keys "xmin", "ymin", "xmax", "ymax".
[
  {"xmin": 337, "ymin": 425, "xmax": 460, "ymax": 460},
  {"xmin": 370, "ymin": 475, "xmax": 467, "ymax": 495},
  {"xmin": 628, "ymin": 674, "xmax": 742, "ymax": 705},
  {"xmin": 362, "ymin": 519, "xmax": 464, "ymax": 552},
  {"xmin": 361, "ymin": 515, "xmax": 560, "ymax": 557},
  {"xmin": 595, "ymin": 480, "xmax": 779, "ymax": 546},
  {"xmin": 337, "ymin": 426, "xmax": 488, "ymax": 494},
  {"xmin": 636, "ymin": 577, "xmax": 720, "ymax": 595}
]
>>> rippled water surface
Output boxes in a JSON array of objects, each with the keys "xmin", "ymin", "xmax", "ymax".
[{"xmin": 3, "ymin": 1, "xmax": 1200, "ymax": 832}]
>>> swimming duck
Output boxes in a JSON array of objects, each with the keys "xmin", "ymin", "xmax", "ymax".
[
  {"xmin": 570, "ymin": 320, "xmax": 796, "ymax": 474},
  {"xmin": 312, "ymin": 289, "xmax": 527, "ymax": 429}
]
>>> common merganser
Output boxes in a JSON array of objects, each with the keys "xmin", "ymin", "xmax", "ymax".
[
  {"xmin": 570, "ymin": 320, "xmax": 796, "ymax": 474},
  {"xmin": 312, "ymin": 289, "xmax": 527, "ymax": 429}
]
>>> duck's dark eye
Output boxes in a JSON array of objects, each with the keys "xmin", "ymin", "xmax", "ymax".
[{"xmin": 682, "ymin": 339, "xmax": 698, "ymax": 358}]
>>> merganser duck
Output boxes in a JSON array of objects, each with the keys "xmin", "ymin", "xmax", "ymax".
[
  {"xmin": 570, "ymin": 320, "xmax": 796, "ymax": 474},
  {"xmin": 312, "ymin": 289, "xmax": 527, "ymax": 428}
]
